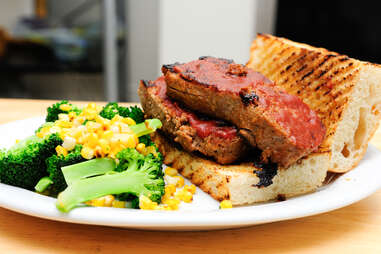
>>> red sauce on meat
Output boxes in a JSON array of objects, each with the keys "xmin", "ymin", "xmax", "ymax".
[
  {"xmin": 171, "ymin": 57, "xmax": 325, "ymax": 149},
  {"xmin": 153, "ymin": 76, "xmax": 237, "ymax": 139}
]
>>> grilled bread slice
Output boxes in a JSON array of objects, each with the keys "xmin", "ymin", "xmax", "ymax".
[
  {"xmin": 152, "ymin": 132, "xmax": 329, "ymax": 205},
  {"xmin": 247, "ymin": 34, "xmax": 381, "ymax": 173}
]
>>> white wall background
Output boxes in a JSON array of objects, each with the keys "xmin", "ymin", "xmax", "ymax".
[
  {"xmin": 0, "ymin": 0, "xmax": 33, "ymax": 30},
  {"xmin": 159, "ymin": 0, "xmax": 257, "ymax": 66}
]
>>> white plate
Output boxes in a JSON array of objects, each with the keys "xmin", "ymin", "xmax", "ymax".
[{"xmin": 0, "ymin": 117, "xmax": 380, "ymax": 231}]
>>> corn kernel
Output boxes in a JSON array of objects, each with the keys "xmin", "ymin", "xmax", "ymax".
[
  {"xmin": 115, "ymin": 134, "xmax": 137, "ymax": 148},
  {"xmin": 139, "ymin": 195, "xmax": 158, "ymax": 210},
  {"xmin": 165, "ymin": 184, "xmax": 176, "ymax": 196},
  {"xmin": 99, "ymin": 139, "xmax": 111, "ymax": 154},
  {"xmin": 165, "ymin": 198, "xmax": 180, "ymax": 210},
  {"xmin": 156, "ymin": 205, "xmax": 172, "ymax": 211},
  {"xmin": 173, "ymin": 176, "xmax": 185, "ymax": 188},
  {"xmin": 56, "ymin": 145, "xmax": 68, "ymax": 157},
  {"xmin": 73, "ymin": 116, "xmax": 85, "ymax": 125},
  {"xmin": 68, "ymin": 111, "xmax": 77, "ymax": 120},
  {"xmin": 83, "ymin": 109, "xmax": 97, "ymax": 120},
  {"xmin": 111, "ymin": 114, "xmax": 123, "ymax": 123},
  {"xmin": 81, "ymin": 146, "xmax": 94, "ymax": 159},
  {"xmin": 91, "ymin": 198, "xmax": 105, "ymax": 207},
  {"xmin": 161, "ymin": 193, "xmax": 171, "ymax": 204},
  {"xmin": 122, "ymin": 117, "xmax": 136, "ymax": 126},
  {"xmin": 112, "ymin": 200, "xmax": 126, "ymax": 208},
  {"xmin": 220, "ymin": 200, "xmax": 233, "ymax": 209},
  {"xmin": 175, "ymin": 189, "xmax": 193, "ymax": 203},
  {"xmin": 184, "ymin": 184, "xmax": 196, "ymax": 194},
  {"xmin": 136, "ymin": 143, "xmax": 146, "ymax": 154},
  {"xmin": 110, "ymin": 125, "xmax": 120, "ymax": 134},
  {"xmin": 164, "ymin": 175, "xmax": 178, "ymax": 186},
  {"xmin": 94, "ymin": 146, "xmax": 103, "ymax": 158},
  {"xmin": 50, "ymin": 126, "xmax": 61, "ymax": 134},
  {"xmin": 59, "ymin": 129, "xmax": 70, "ymax": 140},
  {"xmin": 118, "ymin": 123, "xmax": 131, "ymax": 134},
  {"xmin": 57, "ymin": 120, "xmax": 73, "ymax": 129},
  {"xmin": 86, "ymin": 133, "xmax": 99, "ymax": 148},
  {"xmin": 95, "ymin": 115, "xmax": 105, "ymax": 124},
  {"xmin": 62, "ymin": 136, "xmax": 76, "ymax": 151},
  {"xmin": 58, "ymin": 113, "xmax": 70, "ymax": 121},
  {"xmin": 165, "ymin": 167, "xmax": 178, "ymax": 176},
  {"xmin": 103, "ymin": 195, "xmax": 115, "ymax": 207},
  {"xmin": 102, "ymin": 130, "xmax": 114, "ymax": 140},
  {"xmin": 86, "ymin": 121, "xmax": 102, "ymax": 131},
  {"xmin": 59, "ymin": 104, "xmax": 72, "ymax": 111}
]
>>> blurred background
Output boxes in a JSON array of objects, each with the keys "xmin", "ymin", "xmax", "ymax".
[{"xmin": 0, "ymin": 0, "xmax": 379, "ymax": 102}]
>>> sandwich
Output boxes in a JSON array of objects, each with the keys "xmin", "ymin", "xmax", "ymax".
[
  {"xmin": 138, "ymin": 35, "xmax": 381, "ymax": 206},
  {"xmin": 138, "ymin": 55, "xmax": 328, "ymax": 205}
]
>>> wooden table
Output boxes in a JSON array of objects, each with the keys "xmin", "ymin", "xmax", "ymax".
[{"xmin": 0, "ymin": 98, "xmax": 381, "ymax": 254}]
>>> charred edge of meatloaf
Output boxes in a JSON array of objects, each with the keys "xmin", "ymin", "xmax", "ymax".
[
  {"xmin": 142, "ymin": 80, "xmax": 156, "ymax": 88},
  {"xmin": 239, "ymin": 90, "xmax": 259, "ymax": 106},
  {"xmin": 198, "ymin": 56, "xmax": 234, "ymax": 64},
  {"xmin": 162, "ymin": 62, "xmax": 182, "ymax": 73}
]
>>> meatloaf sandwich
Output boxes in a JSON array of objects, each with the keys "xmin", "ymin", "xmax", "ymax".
[{"xmin": 138, "ymin": 56, "xmax": 330, "ymax": 205}]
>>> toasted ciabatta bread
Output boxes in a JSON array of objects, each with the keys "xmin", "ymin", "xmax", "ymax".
[
  {"xmin": 152, "ymin": 132, "xmax": 329, "ymax": 205},
  {"xmin": 247, "ymin": 34, "xmax": 381, "ymax": 173}
]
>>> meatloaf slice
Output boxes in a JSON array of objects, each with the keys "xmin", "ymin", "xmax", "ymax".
[
  {"xmin": 138, "ymin": 76, "xmax": 248, "ymax": 164},
  {"xmin": 162, "ymin": 56, "xmax": 326, "ymax": 168}
]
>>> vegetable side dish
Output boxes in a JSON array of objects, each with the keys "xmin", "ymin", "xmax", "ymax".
[{"xmin": 0, "ymin": 101, "xmax": 198, "ymax": 212}]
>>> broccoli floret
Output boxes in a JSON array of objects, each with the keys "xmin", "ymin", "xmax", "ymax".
[
  {"xmin": 46, "ymin": 100, "xmax": 81, "ymax": 122},
  {"xmin": 56, "ymin": 148, "xmax": 165, "ymax": 212},
  {"xmin": 45, "ymin": 145, "xmax": 85, "ymax": 195},
  {"xmin": 100, "ymin": 103, "xmax": 144, "ymax": 123},
  {"xmin": 0, "ymin": 134, "xmax": 62, "ymax": 190}
]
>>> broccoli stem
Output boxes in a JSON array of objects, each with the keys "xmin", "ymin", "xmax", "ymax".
[
  {"xmin": 62, "ymin": 158, "xmax": 116, "ymax": 185},
  {"xmin": 35, "ymin": 176, "xmax": 53, "ymax": 192},
  {"xmin": 129, "ymin": 119, "xmax": 162, "ymax": 137},
  {"xmin": 56, "ymin": 170, "xmax": 153, "ymax": 212}
]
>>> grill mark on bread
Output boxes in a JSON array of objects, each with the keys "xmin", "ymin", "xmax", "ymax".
[
  {"xmin": 296, "ymin": 64, "xmax": 307, "ymax": 72},
  {"xmin": 301, "ymin": 70, "xmax": 314, "ymax": 81}
]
